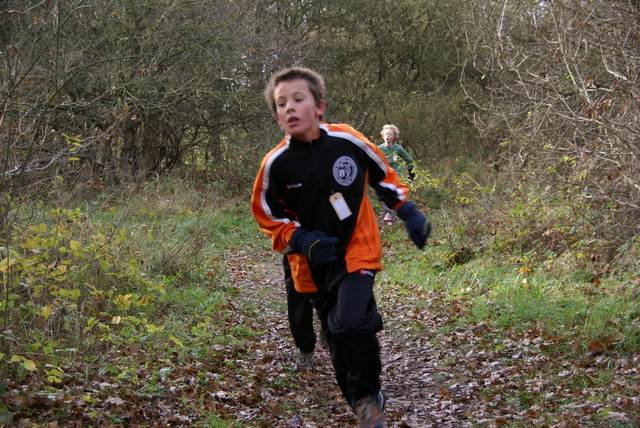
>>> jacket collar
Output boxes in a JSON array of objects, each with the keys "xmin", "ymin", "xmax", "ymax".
[{"xmin": 288, "ymin": 126, "xmax": 326, "ymax": 146}]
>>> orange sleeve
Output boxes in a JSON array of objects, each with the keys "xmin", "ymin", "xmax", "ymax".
[{"xmin": 251, "ymin": 141, "xmax": 299, "ymax": 254}]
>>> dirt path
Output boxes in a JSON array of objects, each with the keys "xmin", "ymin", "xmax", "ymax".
[
  {"xmin": 231, "ymin": 241, "xmax": 640, "ymax": 428},
  {"xmin": 233, "ymin": 243, "xmax": 479, "ymax": 427}
]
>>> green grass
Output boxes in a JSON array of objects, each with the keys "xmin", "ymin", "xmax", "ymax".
[{"xmin": 378, "ymin": 209, "xmax": 640, "ymax": 355}]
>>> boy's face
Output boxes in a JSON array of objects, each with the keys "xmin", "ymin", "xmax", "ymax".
[
  {"xmin": 383, "ymin": 129, "xmax": 396, "ymax": 145},
  {"xmin": 274, "ymin": 78, "xmax": 325, "ymax": 141}
]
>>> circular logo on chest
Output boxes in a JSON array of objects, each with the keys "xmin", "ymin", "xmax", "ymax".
[{"xmin": 333, "ymin": 156, "xmax": 357, "ymax": 186}]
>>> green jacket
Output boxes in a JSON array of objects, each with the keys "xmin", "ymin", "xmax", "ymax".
[{"xmin": 377, "ymin": 143, "xmax": 414, "ymax": 174}]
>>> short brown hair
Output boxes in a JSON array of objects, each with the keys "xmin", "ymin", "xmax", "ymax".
[{"xmin": 264, "ymin": 67, "xmax": 326, "ymax": 119}]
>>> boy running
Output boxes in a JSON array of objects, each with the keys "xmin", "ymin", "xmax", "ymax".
[{"xmin": 251, "ymin": 66, "xmax": 431, "ymax": 428}]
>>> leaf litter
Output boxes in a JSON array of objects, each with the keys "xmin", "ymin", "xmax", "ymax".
[{"xmin": 1, "ymin": 242, "xmax": 639, "ymax": 427}]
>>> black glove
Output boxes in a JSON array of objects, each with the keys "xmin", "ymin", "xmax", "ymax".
[
  {"xmin": 290, "ymin": 229, "xmax": 339, "ymax": 264},
  {"xmin": 408, "ymin": 169, "xmax": 415, "ymax": 182},
  {"xmin": 397, "ymin": 201, "xmax": 431, "ymax": 249}
]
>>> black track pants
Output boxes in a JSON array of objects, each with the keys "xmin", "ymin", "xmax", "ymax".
[
  {"xmin": 284, "ymin": 257, "xmax": 316, "ymax": 353},
  {"xmin": 309, "ymin": 269, "xmax": 383, "ymax": 408}
]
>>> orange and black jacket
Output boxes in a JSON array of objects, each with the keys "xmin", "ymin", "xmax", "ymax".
[{"xmin": 252, "ymin": 123, "xmax": 409, "ymax": 293}]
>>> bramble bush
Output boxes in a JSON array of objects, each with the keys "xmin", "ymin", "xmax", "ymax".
[{"xmin": 0, "ymin": 205, "xmax": 170, "ymax": 382}]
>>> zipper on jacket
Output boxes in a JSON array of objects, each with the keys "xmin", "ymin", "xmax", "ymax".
[{"xmin": 309, "ymin": 137, "xmax": 332, "ymax": 233}]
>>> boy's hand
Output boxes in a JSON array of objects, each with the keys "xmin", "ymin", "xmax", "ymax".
[
  {"xmin": 290, "ymin": 229, "xmax": 339, "ymax": 264},
  {"xmin": 397, "ymin": 202, "xmax": 431, "ymax": 249}
]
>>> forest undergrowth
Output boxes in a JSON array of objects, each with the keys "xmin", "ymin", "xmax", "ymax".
[{"xmin": 1, "ymin": 176, "xmax": 639, "ymax": 427}]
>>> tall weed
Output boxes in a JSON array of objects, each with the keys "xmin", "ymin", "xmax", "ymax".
[
  {"xmin": 382, "ymin": 162, "xmax": 640, "ymax": 354},
  {"xmin": 0, "ymin": 176, "xmax": 254, "ymax": 382}
]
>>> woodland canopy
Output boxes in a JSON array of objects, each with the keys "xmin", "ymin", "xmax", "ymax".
[{"xmin": 3, "ymin": 0, "xmax": 639, "ymax": 259}]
